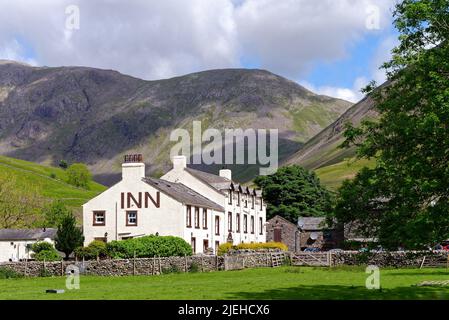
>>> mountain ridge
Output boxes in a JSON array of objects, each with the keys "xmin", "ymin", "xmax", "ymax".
[{"xmin": 0, "ymin": 60, "xmax": 352, "ymax": 185}]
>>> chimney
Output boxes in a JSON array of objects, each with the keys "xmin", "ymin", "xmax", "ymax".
[
  {"xmin": 219, "ymin": 169, "xmax": 232, "ymax": 181},
  {"xmin": 122, "ymin": 154, "xmax": 145, "ymax": 181},
  {"xmin": 172, "ymin": 155, "xmax": 187, "ymax": 171}
]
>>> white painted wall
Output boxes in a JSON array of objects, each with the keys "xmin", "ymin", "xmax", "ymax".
[{"xmin": 0, "ymin": 239, "xmax": 54, "ymax": 262}]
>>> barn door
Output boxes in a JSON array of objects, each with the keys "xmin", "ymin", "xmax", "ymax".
[{"xmin": 274, "ymin": 228, "xmax": 282, "ymax": 243}]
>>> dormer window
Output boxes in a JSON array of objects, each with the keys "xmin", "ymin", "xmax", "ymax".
[{"xmin": 228, "ymin": 190, "xmax": 232, "ymax": 205}]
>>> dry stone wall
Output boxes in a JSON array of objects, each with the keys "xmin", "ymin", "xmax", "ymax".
[{"xmin": 0, "ymin": 252, "xmax": 285, "ymax": 277}]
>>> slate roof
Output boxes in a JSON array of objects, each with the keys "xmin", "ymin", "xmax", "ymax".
[
  {"xmin": 0, "ymin": 228, "xmax": 57, "ymax": 241},
  {"xmin": 297, "ymin": 217, "xmax": 328, "ymax": 231},
  {"xmin": 185, "ymin": 168, "xmax": 232, "ymax": 191},
  {"xmin": 185, "ymin": 168, "xmax": 261, "ymax": 195},
  {"xmin": 142, "ymin": 177, "xmax": 224, "ymax": 212}
]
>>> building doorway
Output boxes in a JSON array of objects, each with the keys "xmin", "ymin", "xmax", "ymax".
[
  {"xmin": 274, "ymin": 228, "xmax": 282, "ymax": 243},
  {"xmin": 203, "ymin": 239, "xmax": 209, "ymax": 253}
]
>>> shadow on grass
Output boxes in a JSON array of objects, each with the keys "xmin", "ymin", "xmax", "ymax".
[{"xmin": 226, "ymin": 284, "xmax": 449, "ymax": 300}]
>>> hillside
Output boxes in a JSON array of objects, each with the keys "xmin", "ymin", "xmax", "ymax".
[
  {"xmin": 0, "ymin": 155, "xmax": 106, "ymax": 214},
  {"xmin": 314, "ymin": 158, "xmax": 376, "ymax": 191},
  {"xmin": 284, "ymin": 92, "xmax": 379, "ymax": 170},
  {"xmin": 0, "ymin": 60, "xmax": 352, "ymax": 185}
]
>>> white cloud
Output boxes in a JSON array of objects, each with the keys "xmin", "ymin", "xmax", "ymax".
[{"xmin": 0, "ymin": 0, "xmax": 396, "ymax": 85}]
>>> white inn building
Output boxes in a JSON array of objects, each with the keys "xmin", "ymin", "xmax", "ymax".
[{"xmin": 83, "ymin": 155, "xmax": 267, "ymax": 254}]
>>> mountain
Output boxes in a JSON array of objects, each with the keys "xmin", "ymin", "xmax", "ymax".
[
  {"xmin": 0, "ymin": 155, "xmax": 106, "ymax": 215},
  {"xmin": 0, "ymin": 60, "xmax": 352, "ymax": 185},
  {"xmin": 284, "ymin": 93, "xmax": 379, "ymax": 170}
]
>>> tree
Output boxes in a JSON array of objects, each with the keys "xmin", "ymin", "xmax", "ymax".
[
  {"xmin": 59, "ymin": 160, "xmax": 68, "ymax": 169},
  {"xmin": 254, "ymin": 165, "xmax": 333, "ymax": 223},
  {"xmin": 55, "ymin": 213, "xmax": 84, "ymax": 259},
  {"xmin": 334, "ymin": 0, "xmax": 449, "ymax": 249},
  {"xmin": 0, "ymin": 174, "xmax": 46, "ymax": 228},
  {"xmin": 41, "ymin": 201, "xmax": 71, "ymax": 228},
  {"xmin": 66, "ymin": 163, "xmax": 92, "ymax": 189}
]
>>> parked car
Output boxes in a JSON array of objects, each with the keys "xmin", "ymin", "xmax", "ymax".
[{"xmin": 304, "ymin": 248, "xmax": 321, "ymax": 252}]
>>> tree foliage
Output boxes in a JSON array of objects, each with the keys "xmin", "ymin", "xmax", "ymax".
[
  {"xmin": 254, "ymin": 165, "xmax": 333, "ymax": 223},
  {"xmin": 41, "ymin": 201, "xmax": 71, "ymax": 228},
  {"xmin": 66, "ymin": 163, "xmax": 92, "ymax": 189},
  {"xmin": 0, "ymin": 173, "xmax": 46, "ymax": 228},
  {"xmin": 334, "ymin": 0, "xmax": 449, "ymax": 249},
  {"xmin": 55, "ymin": 213, "xmax": 84, "ymax": 259}
]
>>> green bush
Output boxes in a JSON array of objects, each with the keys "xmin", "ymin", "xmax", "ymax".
[
  {"xmin": 0, "ymin": 267, "xmax": 23, "ymax": 279},
  {"xmin": 217, "ymin": 242, "xmax": 288, "ymax": 256},
  {"xmin": 33, "ymin": 249, "xmax": 62, "ymax": 262},
  {"xmin": 31, "ymin": 241, "xmax": 54, "ymax": 254},
  {"xmin": 75, "ymin": 240, "xmax": 108, "ymax": 260},
  {"xmin": 106, "ymin": 235, "xmax": 192, "ymax": 259}
]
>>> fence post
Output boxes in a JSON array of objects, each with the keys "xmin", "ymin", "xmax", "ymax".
[
  {"xmin": 43, "ymin": 258, "xmax": 46, "ymax": 274},
  {"xmin": 184, "ymin": 254, "xmax": 188, "ymax": 272},
  {"xmin": 215, "ymin": 255, "xmax": 219, "ymax": 271},
  {"xmin": 133, "ymin": 251, "xmax": 136, "ymax": 276},
  {"xmin": 61, "ymin": 260, "xmax": 64, "ymax": 276},
  {"xmin": 158, "ymin": 256, "xmax": 162, "ymax": 274},
  {"xmin": 200, "ymin": 256, "xmax": 204, "ymax": 272}
]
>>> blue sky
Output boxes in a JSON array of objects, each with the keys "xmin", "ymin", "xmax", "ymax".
[{"xmin": 0, "ymin": 0, "xmax": 399, "ymax": 103}]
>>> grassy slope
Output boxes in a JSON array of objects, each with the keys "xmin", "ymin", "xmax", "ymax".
[
  {"xmin": 315, "ymin": 158, "xmax": 376, "ymax": 191},
  {"xmin": 1, "ymin": 266, "xmax": 449, "ymax": 300},
  {"xmin": 0, "ymin": 156, "xmax": 106, "ymax": 211}
]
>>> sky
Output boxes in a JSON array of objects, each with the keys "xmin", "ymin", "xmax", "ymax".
[{"xmin": 0, "ymin": 0, "xmax": 399, "ymax": 103}]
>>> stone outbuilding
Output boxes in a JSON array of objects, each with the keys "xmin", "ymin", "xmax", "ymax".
[
  {"xmin": 266, "ymin": 216, "xmax": 300, "ymax": 252},
  {"xmin": 267, "ymin": 216, "xmax": 343, "ymax": 252}
]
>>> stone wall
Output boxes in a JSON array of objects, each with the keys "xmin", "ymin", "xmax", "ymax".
[
  {"xmin": 0, "ymin": 252, "xmax": 288, "ymax": 277},
  {"xmin": 331, "ymin": 250, "xmax": 449, "ymax": 268}
]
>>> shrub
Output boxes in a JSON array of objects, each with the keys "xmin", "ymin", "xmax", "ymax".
[
  {"xmin": 189, "ymin": 262, "xmax": 200, "ymax": 273},
  {"xmin": 66, "ymin": 163, "xmax": 92, "ymax": 189},
  {"xmin": 31, "ymin": 241, "xmax": 54, "ymax": 254},
  {"xmin": 217, "ymin": 242, "xmax": 288, "ymax": 255},
  {"xmin": 217, "ymin": 243, "xmax": 233, "ymax": 256},
  {"xmin": 33, "ymin": 249, "xmax": 62, "ymax": 262},
  {"xmin": 0, "ymin": 267, "xmax": 23, "ymax": 279},
  {"xmin": 106, "ymin": 235, "xmax": 193, "ymax": 259},
  {"xmin": 75, "ymin": 240, "xmax": 108, "ymax": 260}
]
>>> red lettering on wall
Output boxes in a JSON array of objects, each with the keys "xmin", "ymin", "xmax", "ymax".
[
  {"xmin": 127, "ymin": 192, "xmax": 142, "ymax": 208},
  {"xmin": 145, "ymin": 192, "xmax": 160, "ymax": 208},
  {"xmin": 121, "ymin": 192, "xmax": 160, "ymax": 209}
]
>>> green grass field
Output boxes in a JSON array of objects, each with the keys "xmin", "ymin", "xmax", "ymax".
[
  {"xmin": 1, "ymin": 267, "xmax": 449, "ymax": 300},
  {"xmin": 0, "ymin": 155, "xmax": 106, "ymax": 212}
]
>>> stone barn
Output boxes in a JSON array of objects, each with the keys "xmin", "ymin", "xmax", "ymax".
[
  {"xmin": 297, "ymin": 217, "xmax": 343, "ymax": 251},
  {"xmin": 267, "ymin": 216, "xmax": 343, "ymax": 252},
  {"xmin": 266, "ymin": 216, "xmax": 300, "ymax": 252}
]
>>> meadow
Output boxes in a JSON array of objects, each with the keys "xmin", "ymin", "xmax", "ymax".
[{"xmin": 1, "ymin": 266, "xmax": 449, "ymax": 300}]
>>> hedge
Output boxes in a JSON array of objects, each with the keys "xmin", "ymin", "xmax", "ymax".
[
  {"xmin": 106, "ymin": 235, "xmax": 193, "ymax": 259},
  {"xmin": 218, "ymin": 242, "xmax": 288, "ymax": 255}
]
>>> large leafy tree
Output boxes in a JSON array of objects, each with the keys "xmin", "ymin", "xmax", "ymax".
[
  {"xmin": 254, "ymin": 165, "xmax": 333, "ymax": 223},
  {"xmin": 334, "ymin": 0, "xmax": 449, "ymax": 249}
]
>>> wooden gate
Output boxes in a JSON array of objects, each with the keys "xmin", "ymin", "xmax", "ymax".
[{"xmin": 291, "ymin": 252, "xmax": 333, "ymax": 267}]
